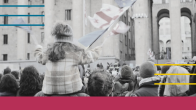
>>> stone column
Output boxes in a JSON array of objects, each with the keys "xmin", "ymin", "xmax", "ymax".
[
  {"xmin": 191, "ymin": 22, "xmax": 194, "ymax": 57},
  {"xmin": 133, "ymin": 0, "xmax": 152, "ymax": 66},
  {"xmin": 72, "ymin": 0, "xmax": 84, "ymax": 40},
  {"xmin": 169, "ymin": 0, "xmax": 182, "ymax": 62},
  {"xmin": 148, "ymin": 0, "xmax": 153, "ymax": 54},
  {"xmin": 44, "ymin": 0, "xmax": 55, "ymax": 46},
  {"xmin": 194, "ymin": 14, "xmax": 196, "ymax": 56},
  {"xmin": 152, "ymin": 17, "xmax": 160, "ymax": 60},
  {"xmin": 192, "ymin": 15, "xmax": 196, "ymax": 57},
  {"xmin": 17, "ymin": 0, "xmax": 28, "ymax": 60}
]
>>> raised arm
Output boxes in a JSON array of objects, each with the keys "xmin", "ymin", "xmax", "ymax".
[
  {"xmin": 34, "ymin": 45, "xmax": 48, "ymax": 65},
  {"xmin": 78, "ymin": 46, "xmax": 102, "ymax": 65}
]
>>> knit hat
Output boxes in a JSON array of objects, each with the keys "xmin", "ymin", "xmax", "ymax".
[
  {"xmin": 121, "ymin": 65, "xmax": 134, "ymax": 79},
  {"xmin": 51, "ymin": 21, "xmax": 73, "ymax": 42},
  {"xmin": 3, "ymin": 67, "xmax": 11, "ymax": 75},
  {"xmin": 139, "ymin": 61, "xmax": 157, "ymax": 78}
]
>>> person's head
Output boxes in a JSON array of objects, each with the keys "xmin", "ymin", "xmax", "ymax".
[
  {"xmin": 52, "ymin": 21, "xmax": 73, "ymax": 42},
  {"xmin": 97, "ymin": 64, "xmax": 100, "ymax": 68},
  {"xmin": 19, "ymin": 66, "xmax": 41, "ymax": 96},
  {"xmin": 121, "ymin": 65, "xmax": 134, "ymax": 79},
  {"xmin": 134, "ymin": 66, "xmax": 140, "ymax": 71},
  {"xmin": 107, "ymin": 62, "xmax": 110, "ymax": 70},
  {"xmin": 99, "ymin": 63, "xmax": 103, "ymax": 69},
  {"xmin": 164, "ymin": 66, "xmax": 189, "ymax": 96},
  {"xmin": 119, "ymin": 65, "xmax": 135, "ymax": 91},
  {"xmin": 88, "ymin": 70, "xmax": 113, "ymax": 96},
  {"xmin": 0, "ymin": 74, "xmax": 18, "ymax": 94},
  {"xmin": 88, "ymin": 64, "xmax": 90, "ymax": 68},
  {"xmin": 47, "ymin": 22, "xmax": 83, "ymax": 62},
  {"xmin": 11, "ymin": 71, "xmax": 19, "ymax": 80},
  {"xmin": 161, "ymin": 62, "xmax": 173, "ymax": 73},
  {"xmin": 3, "ymin": 67, "xmax": 11, "ymax": 75},
  {"xmin": 139, "ymin": 61, "xmax": 157, "ymax": 78},
  {"xmin": 122, "ymin": 63, "xmax": 127, "ymax": 66},
  {"xmin": 109, "ymin": 66, "xmax": 114, "ymax": 72}
]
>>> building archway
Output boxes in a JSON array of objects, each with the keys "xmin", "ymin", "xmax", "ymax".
[
  {"xmin": 153, "ymin": 9, "xmax": 170, "ymax": 59},
  {"xmin": 181, "ymin": 7, "xmax": 195, "ymax": 57},
  {"xmin": 152, "ymin": 2, "xmax": 195, "ymax": 60}
]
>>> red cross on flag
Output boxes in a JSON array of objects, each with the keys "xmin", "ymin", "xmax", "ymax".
[{"xmin": 88, "ymin": 4, "xmax": 129, "ymax": 29}]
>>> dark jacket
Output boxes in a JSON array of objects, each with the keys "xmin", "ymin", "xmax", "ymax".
[
  {"xmin": 130, "ymin": 78, "xmax": 160, "ymax": 97},
  {"xmin": 158, "ymin": 76, "xmax": 167, "ymax": 96},
  {"xmin": 35, "ymin": 91, "xmax": 89, "ymax": 97},
  {"xmin": 0, "ymin": 92, "xmax": 16, "ymax": 96},
  {"xmin": 188, "ymin": 64, "xmax": 196, "ymax": 96},
  {"xmin": 17, "ymin": 89, "xmax": 41, "ymax": 96},
  {"xmin": 118, "ymin": 78, "xmax": 134, "ymax": 91}
]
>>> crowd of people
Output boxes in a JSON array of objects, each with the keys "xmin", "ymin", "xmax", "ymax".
[
  {"xmin": 0, "ymin": 60, "xmax": 196, "ymax": 97},
  {"xmin": 0, "ymin": 21, "xmax": 196, "ymax": 97}
]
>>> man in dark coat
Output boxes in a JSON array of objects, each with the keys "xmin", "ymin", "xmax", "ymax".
[
  {"xmin": 188, "ymin": 61, "xmax": 196, "ymax": 96},
  {"xmin": 126, "ymin": 61, "xmax": 161, "ymax": 97}
]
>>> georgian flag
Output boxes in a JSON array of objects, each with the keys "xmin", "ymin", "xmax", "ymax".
[
  {"xmin": 110, "ymin": 21, "xmax": 130, "ymax": 35},
  {"xmin": 114, "ymin": 0, "xmax": 137, "ymax": 8},
  {"xmin": 88, "ymin": 4, "xmax": 129, "ymax": 29}
]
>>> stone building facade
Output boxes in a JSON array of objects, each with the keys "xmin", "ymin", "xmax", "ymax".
[
  {"xmin": 0, "ymin": 0, "xmax": 135, "ymax": 66},
  {"xmin": 0, "ymin": 0, "xmax": 196, "ymax": 67},
  {"xmin": 0, "ymin": 0, "xmax": 44, "ymax": 61}
]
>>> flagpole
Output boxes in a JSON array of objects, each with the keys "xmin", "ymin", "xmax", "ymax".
[
  {"xmin": 89, "ymin": 28, "xmax": 108, "ymax": 47},
  {"xmin": 88, "ymin": 6, "xmax": 130, "ymax": 48}
]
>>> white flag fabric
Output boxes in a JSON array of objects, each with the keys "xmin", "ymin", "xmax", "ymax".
[
  {"xmin": 12, "ymin": 18, "xmax": 39, "ymax": 45},
  {"xmin": 147, "ymin": 49, "xmax": 152, "ymax": 56},
  {"xmin": 12, "ymin": 18, "xmax": 32, "ymax": 33},
  {"xmin": 88, "ymin": 4, "xmax": 129, "ymax": 29},
  {"xmin": 110, "ymin": 21, "xmax": 130, "ymax": 35},
  {"xmin": 147, "ymin": 49, "xmax": 155, "ymax": 60}
]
